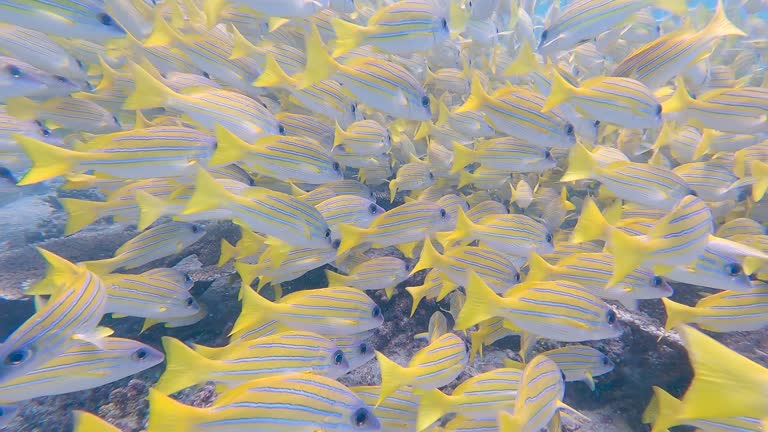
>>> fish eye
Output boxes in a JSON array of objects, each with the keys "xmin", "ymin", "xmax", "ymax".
[
  {"xmin": 656, "ymin": 24, "xmax": 661, "ymax": 33},
  {"xmin": 688, "ymin": 189, "xmax": 698, "ymax": 197},
  {"xmin": 191, "ymin": 224, "xmax": 202, "ymax": 233},
  {"xmin": 541, "ymin": 29, "xmax": 549, "ymax": 42},
  {"xmin": 368, "ymin": 203, "xmax": 379, "ymax": 214},
  {"xmin": 439, "ymin": 208, "xmax": 447, "ymax": 218},
  {"xmin": 602, "ymin": 355, "xmax": 611, "ymax": 365},
  {"xmin": 278, "ymin": 124, "xmax": 286, "ymax": 135},
  {"xmin": 6, "ymin": 65, "xmax": 22, "ymax": 78},
  {"xmin": 184, "ymin": 273, "xmax": 193, "ymax": 283},
  {"xmin": 55, "ymin": 75, "xmax": 69, "ymax": 83},
  {"xmin": 98, "ymin": 12, "xmax": 115, "ymax": 27},
  {"xmin": 359, "ymin": 343, "xmax": 368, "ymax": 354},
  {"xmin": 606, "ymin": 309, "xmax": 617, "ymax": 325},
  {"xmin": 331, "ymin": 239, "xmax": 341, "ymax": 249},
  {"xmin": 112, "ymin": 114, "xmax": 120, "ymax": 125},
  {"xmin": 421, "ymin": 96, "xmax": 430, "ymax": 107},
  {"xmin": 468, "ymin": 0, "xmax": 472, "ymax": 7},
  {"xmin": 75, "ymin": 59, "xmax": 85, "ymax": 70},
  {"xmin": 725, "ymin": 263, "xmax": 742, "ymax": 276},
  {"xmin": 202, "ymin": 71, "xmax": 210, "ymax": 79},
  {"xmin": 545, "ymin": 233, "xmax": 553, "ymax": 243},
  {"xmin": 351, "ymin": 103, "xmax": 357, "ymax": 113},
  {"xmin": 132, "ymin": 348, "xmax": 148, "ymax": 361},
  {"xmin": 353, "ymin": 408, "xmax": 369, "ymax": 426},
  {"xmin": 440, "ymin": 18, "xmax": 448, "ymax": 30},
  {"xmin": 544, "ymin": 149, "xmax": 552, "ymax": 160},
  {"xmin": 4, "ymin": 348, "xmax": 30, "ymax": 366},
  {"xmin": 428, "ymin": 171, "xmax": 434, "ymax": 180},
  {"xmin": 333, "ymin": 161, "xmax": 341, "ymax": 172},
  {"xmin": 564, "ymin": 123, "xmax": 575, "ymax": 136},
  {"xmin": 514, "ymin": 273, "xmax": 521, "ymax": 282},
  {"xmin": 593, "ymin": 120, "xmax": 600, "ymax": 128},
  {"xmin": 333, "ymin": 350, "xmax": 345, "ymax": 365},
  {"xmin": 41, "ymin": 127, "xmax": 51, "ymax": 137},
  {"xmin": 651, "ymin": 276, "xmax": 662, "ymax": 287},
  {"xmin": 404, "ymin": 261, "xmax": 412, "ymax": 272},
  {"xmin": 185, "ymin": 297, "xmax": 195, "ymax": 307},
  {"xmin": 372, "ymin": 306, "xmax": 381, "ymax": 318},
  {"xmin": 325, "ymin": 228, "xmax": 332, "ymax": 239},
  {"xmin": 655, "ymin": 104, "xmax": 662, "ymax": 116}
]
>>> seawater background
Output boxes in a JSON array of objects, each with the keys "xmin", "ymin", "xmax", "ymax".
[{"xmin": 0, "ymin": 1, "xmax": 765, "ymax": 431}]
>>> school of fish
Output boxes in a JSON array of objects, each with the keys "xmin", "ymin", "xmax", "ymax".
[{"xmin": 0, "ymin": 0, "xmax": 766, "ymax": 430}]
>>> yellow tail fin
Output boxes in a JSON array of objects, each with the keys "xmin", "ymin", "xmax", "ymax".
[
  {"xmin": 331, "ymin": 18, "xmax": 367, "ymax": 57},
  {"xmin": 144, "ymin": 13, "xmax": 180, "ymax": 47},
  {"xmin": 123, "ymin": 63, "xmax": 174, "ymax": 110},
  {"xmin": 607, "ymin": 229, "xmax": 649, "ymax": 287},
  {"xmin": 182, "ymin": 167, "xmax": 229, "ymax": 215},
  {"xmin": 228, "ymin": 24, "xmax": 255, "ymax": 60},
  {"xmin": 209, "ymin": 124, "xmax": 253, "ymax": 167},
  {"xmin": 146, "ymin": 389, "xmax": 200, "ymax": 432},
  {"xmin": 642, "ymin": 386, "xmax": 681, "ymax": 432},
  {"xmin": 58, "ymin": 198, "xmax": 108, "ymax": 235},
  {"xmin": 201, "ymin": 0, "xmax": 226, "ymax": 28},
  {"xmin": 14, "ymin": 134, "xmax": 80, "ymax": 185},
  {"xmin": 541, "ymin": 69, "xmax": 577, "ymax": 112},
  {"xmin": 410, "ymin": 238, "xmax": 442, "ymax": 276},
  {"xmin": 678, "ymin": 325, "xmax": 768, "ymax": 419},
  {"xmin": 416, "ymin": 389, "xmax": 453, "ymax": 431},
  {"xmin": 337, "ymin": 223, "xmax": 366, "ymax": 255},
  {"xmin": 5, "ymin": 97, "xmax": 41, "ymax": 120},
  {"xmin": 230, "ymin": 283, "xmax": 277, "ymax": 335},
  {"xmin": 656, "ymin": 0, "xmax": 688, "ymax": 15},
  {"xmin": 571, "ymin": 197, "xmax": 609, "ymax": 243},
  {"xmin": 218, "ymin": 239, "xmax": 237, "ymax": 267},
  {"xmin": 504, "ymin": 41, "xmax": 538, "ymax": 76},
  {"xmin": 498, "ymin": 410, "xmax": 523, "ymax": 432},
  {"xmin": 252, "ymin": 53, "xmax": 297, "ymax": 88},
  {"xmin": 750, "ymin": 160, "xmax": 768, "ymax": 201},
  {"xmin": 234, "ymin": 260, "xmax": 263, "ymax": 288},
  {"xmin": 135, "ymin": 190, "xmax": 171, "ymax": 231},
  {"xmin": 375, "ymin": 352, "xmax": 411, "ymax": 406},
  {"xmin": 454, "ymin": 270, "xmax": 501, "ymax": 330},
  {"xmin": 560, "ymin": 143, "xmax": 597, "ymax": 182},
  {"xmin": 450, "ymin": 143, "xmax": 476, "ymax": 174},
  {"xmin": 73, "ymin": 411, "xmax": 120, "ymax": 432},
  {"xmin": 153, "ymin": 337, "xmax": 218, "ymax": 395},
  {"xmin": 701, "ymin": 0, "xmax": 746, "ymax": 38},
  {"xmin": 662, "ymin": 76, "xmax": 694, "ymax": 114},
  {"xmin": 525, "ymin": 252, "xmax": 555, "ymax": 282},
  {"xmin": 324, "ymin": 269, "xmax": 349, "ymax": 286},
  {"xmin": 455, "ymin": 72, "xmax": 489, "ymax": 113},
  {"xmin": 405, "ymin": 283, "xmax": 430, "ymax": 317},
  {"xmin": 300, "ymin": 24, "xmax": 340, "ymax": 89},
  {"xmin": 661, "ymin": 298, "xmax": 698, "ymax": 331}
]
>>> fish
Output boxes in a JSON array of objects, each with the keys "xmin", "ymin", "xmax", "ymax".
[
  {"xmin": 73, "ymin": 411, "xmax": 121, "ymax": 432},
  {"xmin": 455, "ymin": 271, "xmax": 622, "ymax": 342},
  {"xmin": 147, "ymin": 373, "xmax": 381, "ymax": 432},
  {"xmin": 81, "ymin": 221, "xmax": 206, "ymax": 275},
  {"xmin": 0, "ymin": 0, "xmax": 126, "ymax": 41},
  {"xmin": 6, "ymin": 96, "xmax": 120, "ymax": 133},
  {"xmin": 232, "ymin": 285, "xmax": 384, "ymax": 336},
  {"xmin": 451, "ymin": 138, "xmax": 557, "ymax": 174},
  {"xmin": 352, "ymin": 386, "xmax": 421, "ymax": 432},
  {"xmin": 154, "ymin": 331, "xmax": 349, "ymax": 395},
  {"xmin": 0, "ymin": 24, "xmax": 87, "ymax": 81},
  {"xmin": 662, "ymin": 288, "xmax": 768, "ymax": 332},
  {"xmin": 326, "ymin": 256, "xmax": 410, "ymax": 298},
  {"xmin": 375, "ymin": 332, "xmax": 469, "ymax": 404},
  {"xmin": 536, "ymin": 345, "xmax": 614, "ymax": 391},
  {"xmin": 0, "ymin": 338, "xmax": 163, "ymax": 403}
]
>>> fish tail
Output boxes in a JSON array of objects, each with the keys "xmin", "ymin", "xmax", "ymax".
[
  {"xmin": 337, "ymin": 223, "xmax": 365, "ymax": 255},
  {"xmin": 642, "ymin": 386, "xmax": 680, "ymax": 432},
  {"xmin": 413, "ymin": 120, "xmax": 432, "ymax": 141},
  {"xmin": 416, "ymin": 389, "xmax": 452, "ymax": 431},
  {"xmin": 542, "ymin": 69, "xmax": 577, "ymax": 112},
  {"xmin": 655, "ymin": 0, "xmax": 688, "ymax": 15},
  {"xmin": 450, "ymin": 208, "xmax": 476, "ymax": 246},
  {"xmin": 560, "ymin": 143, "xmax": 596, "ymax": 182},
  {"xmin": 661, "ymin": 298, "xmax": 697, "ymax": 331},
  {"xmin": 497, "ymin": 410, "xmax": 523, "ymax": 432},
  {"xmin": 123, "ymin": 63, "xmax": 173, "ymax": 110},
  {"xmin": 146, "ymin": 388, "xmax": 200, "ymax": 432},
  {"xmin": 525, "ymin": 252, "xmax": 555, "ymax": 281},
  {"xmin": 72, "ymin": 411, "xmax": 116, "ymax": 432},
  {"xmin": 182, "ymin": 168, "xmax": 228, "ymax": 215},
  {"xmin": 135, "ymin": 191, "xmax": 171, "ymax": 232},
  {"xmin": 234, "ymin": 261, "xmax": 260, "ymax": 289},
  {"xmin": 750, "ymin": 160, "xmax": 768, "ymax": 201},
  {"xmin": 4, "ymin": 97, "xmax": 39, "ymax": 120},
  {"xmin": 702, "ymin": 0, "xmax": 746, "ymax": 38},
  {"xmin": 607, "ymin": 229, "xmax": 649, "ymax": 287},
  {"xmin": 504, "ymin": 40, "xmax": 537, "ymax": 76},
  {"xmin": 229, "ymin": 25, "xmax": 254, "ymax": 60},
  {"xmin": 331, "ymin": 18, "xmax": 367, "ymax": 57},
  {"xmin": 571, "ymin": 197, "xmax": 609, "ymax": 243},
  {"xmin": 80, "ymin": 258, "xmax": 118, "ymax": 276},
  {"xmin": 58, "ymin": 198, "xmax": 107, "ymax": 235},
  {"xmin": 144, "ymin": 13, "xmax": 180, "ymax": 47},
  {"xmin": 217, "ymin": 239, "xmax": 236, "ymax": 267},
  {"xmin": 435, "ymin": 279, "xmax": 456, "ymax": 301},
  {"xmin": 375, "ymin": 352, "xmax": 411, "ymax": 406},
  {"xmin": 14, "ymin": 134, "xmax": 80, "ymax": 185},
  {"xmin": 209, "ymin": 124, "xmax": 253, "ymax": 166},
  {"xmin": 455, "ymin": 270, "xmax": 501, "ymax": 330},
  {"xmin": 450, "ymin": 143, "xmax": 475, "ymax": 174},
  {"xmin": 324, "ymin": 269, "xmax": 348, "ymax": 286},
  {"xmin": 694, "ymin": 129, "xmax": 713, "ymax": 159},
  {"xmin": 455, "ymin": 72, "xmax": 489, "ymax": 113},
  {"xmin": 36, "ymin": 248, "xmax": 83, "ymax": 292},
  {"xmin": 230, "ymin": 283, "xmax": 275, "ymax": 335},
  {"xmin": 202, "ymin": 0, "xmax": 226, "ymax": 29},
  {"xmin": 469, "ymin": 329, "xmax": 485, "ymax": 361},
  {"xmin": 405, "ymin": 284, "xmax": 429, "ymax": 317},
  {"xmin": 332, "ymin": 121, "xmax": 347, "ymax": 150},
  {"xmin": 301, "ymin": 24, "xmax": 339, "ymax": 88},
  {"xmin": 662, "ymin": 77, "xmax": 694, "ymax": 114},
  {"xmin": 154, "ymin": 337, "xmax": 217, "ymax": 395},
  {"xmin": 252, "ymin": 53, "xmax": 296, "ymax": 88},
  {"xmin": 457, "ymin": 170, "xmax": 473, "ymax": 188},
  {"xmin": 678, "ymin": 325, "xmax": 768, "ymax": 419},
  {"xmin": 411, "ymin": 238, "xmax": 442, "ymax": 275},
  {"xmin": 388, "ymin": 179, "xmax": 399, "ymax": 203}
]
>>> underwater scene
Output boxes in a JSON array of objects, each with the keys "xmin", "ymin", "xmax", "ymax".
[{"xmin": 0, "ymin": 0, "xmax": 766, "ymax": 430}]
